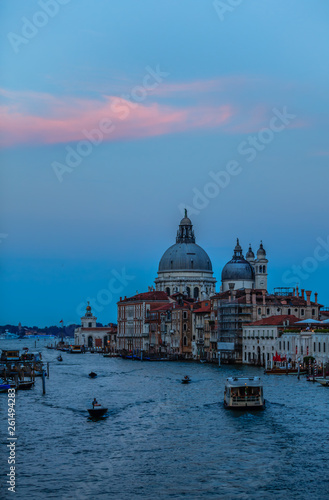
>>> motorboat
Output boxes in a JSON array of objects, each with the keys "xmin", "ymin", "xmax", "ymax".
[
  {"xmin": 89, "ymin": 372, "xmax": 97, "ymax": 378},
  {"xmin": 18, "ymin": 381, "xmax": 35, "ymax": 390},
  {"xmin": 316, "ymin": 379, "xmax": 329, "ymax": 387},
  {"xmin": 87, "ymin": 403, "xmax": 108, "ymax": 417},
  {"xmin": 0, "ymin": 382, "xmax": 11, "ymax": 393},
  {"xmin": 57, "ymin": 355, "xmax": 63, "ymax": 362},
  {"xmin": 181, "ymin": 376, "xmax": 191, "ymax": 384},
  {"xmin": 70, "ymin": 346, "xmax": 83, "ymax": 354},
  {"xmin": 224, "ymin": 377, "xmax": 265, "ymax": 410}
]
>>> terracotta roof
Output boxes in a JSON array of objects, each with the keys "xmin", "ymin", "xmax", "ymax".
[
  {"xmin": 247, "ymin": 315, "xmax": 300, "ymax": 326},
  {"xmin": 194, "ymin": 305, "xmax": 211, "ymax": 313},
  {"xmin": 119, "ymin": 291, "xmax": 169, "ymax": 303}
]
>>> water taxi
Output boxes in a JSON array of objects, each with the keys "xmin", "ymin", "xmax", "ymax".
[{"xmin": 224, "ymin": 377, "xmax": 265, "ymax": 410}]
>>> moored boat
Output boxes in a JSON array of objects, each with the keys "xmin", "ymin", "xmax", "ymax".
[
  {"xmin": 181, "ymin": 376, "xmax": 191, "ymax": 384},
  {"xmin": 224, "ymin": 377, "xmax": 265, "ymax": 410},
  {"xmin": 89, "ymin": 372, "xmax": 97, "ymax": 378},
  {"xmin": 265, "ymin": 368, "xmax": 306, "ymax": 375}
]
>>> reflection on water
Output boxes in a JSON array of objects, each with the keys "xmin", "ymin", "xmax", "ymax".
[{"xmin": 1, "ymin": 339, "xmax": 329, "ymax": 499}]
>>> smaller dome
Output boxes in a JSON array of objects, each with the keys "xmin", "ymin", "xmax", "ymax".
[
  {"xmin": 179, "ymin": 217, "xmax": 192, "ymax": 226},
  {"xmin": 246, "ymin": 244, "xmax": 255, "ymax": 260},
  {"xmin": 221, "ymin": 239, "xmax": 255, "ymax": 282},
  {"xmin": 257, "ymin": 241, "xmax": 266, "ymax": 257}
]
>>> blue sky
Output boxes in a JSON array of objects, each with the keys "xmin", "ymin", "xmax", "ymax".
[{"xmin": 1, "ymin": 0, "xmax": 329, "ymax": 327}]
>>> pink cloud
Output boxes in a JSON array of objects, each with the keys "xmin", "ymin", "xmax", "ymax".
[{"xmin": 0, "ymin": 88, "xmax": 235, "ymax": 147}]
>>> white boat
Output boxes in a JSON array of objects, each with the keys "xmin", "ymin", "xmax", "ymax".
[
  {"xmin": 316, "ymin": 379, "xmax": 329, "ymax": 387},
  {"xmin": 0, "ymin": 330, "xmax": 20, "ymax": 340},
  {"xmin": 224, "ymin": 377, "xmax": 265, "ymax": 410}
]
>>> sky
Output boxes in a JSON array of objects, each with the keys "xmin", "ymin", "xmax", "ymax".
[{"xmin": 1, "ymin": 0, "xmax": 329, "ymax": 327}]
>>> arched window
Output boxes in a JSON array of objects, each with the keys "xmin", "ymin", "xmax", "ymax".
[
  {"xmin": 183, "ymin": 336, "xmax": 187, "ymax": 346},
  {"xmin": 191, "ymin": 260, "xmax": 194, "ymax": 269},
  {"xmin": 88, "ymin": 336, "xmax": 93, "ymax": 348},
  {"xmin": 183, "ymin": 323, "xmax": 187, "ymax": 331},
  {"xmin": 263, "ymin": 265, "xmax": 266, "ymax": 273},
  {"xmin": 194, "ymin": 287, "xmax": 199, "ymax": 299},
  {"xmin": 288, "ymin": 308, "xmax": 291, "ymax": 315},
  {"xmin": 166, "ymin": 287, "xmax": 170, "ymax": 296},
  {"xmin": 170, "ymin": 260, "xmax": 173, "ymax": 269},
  {"xmin": 186, "ymin": 287, "xmax": 190, "ymax": 297},
  {"xmin": 258, "ymin": 308, "xmax": 261, "ymax": 315}
]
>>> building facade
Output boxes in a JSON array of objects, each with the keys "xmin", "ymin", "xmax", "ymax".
[{"xmin": 74, "ymin": 302, "xmax": 117, "ymax": 349}]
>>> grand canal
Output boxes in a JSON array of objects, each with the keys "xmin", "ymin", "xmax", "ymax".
[{"xmin": 1, "ymin": 339, "xmax": 329, "ymax": 499}]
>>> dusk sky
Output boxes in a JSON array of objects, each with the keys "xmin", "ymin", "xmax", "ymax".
[{"xmin": 1, "ymin": 0, "xmax": 329, "ymax": 327}]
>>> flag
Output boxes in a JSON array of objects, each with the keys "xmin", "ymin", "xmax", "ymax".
[{"xmin": 60, "ymin": 320, "xmax": 64, "ymax": 324}]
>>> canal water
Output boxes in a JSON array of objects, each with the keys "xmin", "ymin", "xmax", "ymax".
[{"xmin": 1, "ymin": 339, "xmax": 329, "ymax": 499}]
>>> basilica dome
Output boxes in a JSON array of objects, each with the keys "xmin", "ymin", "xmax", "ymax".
[{"xmin": 158, "ymin": 242, "xmax": 212, "ymax": 272}]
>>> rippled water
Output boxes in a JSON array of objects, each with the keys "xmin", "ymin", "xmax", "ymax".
[{"xmin": 1, "ymin": 339, "xmax": 329, "ymax": 499}]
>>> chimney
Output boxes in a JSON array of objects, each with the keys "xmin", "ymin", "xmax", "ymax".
[
  {"xmin": 314, "ymin": 292, "xmax": 318, "ymax": 305},
  {"xmin": 246, "ymin": 289, "xmax": 251, "ymax": 304},
  {"xmin": 120, "ymin": 297, "xmax": 122, "ymax": 301},
  {"xmin": 262, "ymin": 289, "xmax": 266, "ymax": 305},
  {"xmin": 293, "ymin": 287, "xmax": 296, "ymax": 297},
  {"xmin": 305, "ymin": 291, "xmax": 311, "ymax": 306},
  {"xmin": 296, "ymin": 285, "xmax": 299, "ymax": 297},
  {"xmin": 301, "ymin": 289, "xmax": 305, "ymax": 300}
]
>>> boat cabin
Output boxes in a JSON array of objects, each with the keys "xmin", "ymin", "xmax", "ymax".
[{"xmin": 224, "ymin": 377, "xmax": 265, "ymax": 410}]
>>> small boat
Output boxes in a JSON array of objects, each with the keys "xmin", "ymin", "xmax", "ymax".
[
  {"xmin": 70, "ymin": 346, "xmax": 83, "ymax": 354},
  {"xmin": 0, "ymin": 383, "xmax": 11, "ymax": 393},
  {"xmin": 18, "ymin": 381, "xmax": 35, "ymax": 390},
  {"xmin": 264, "ymin": 368, "xmax": 306, "ymax": 375},
  {"xmin": 57, "ymin": 355, "xmax": 63, "ymax": 362},
  {"xmin": 200, "ymin": 360, "xmax": 207, "ymax": 364},
  {"xmin": 224, "ymin": 377, "xmax": 265, "ymax": 410},
  {"xmin": 316, "ymin": 379, "xmax": 329, "ymax": 387},
  {"xmin": 181, "ymin": 376, "xmax": 191, "ymax": 384},
  {"xmin": 89, "ymin": 372, "xmax": 97, "ymax": 378},
  {"xmin": 87, "ymin": 403, "xmax": 108, "ymax": 418}
]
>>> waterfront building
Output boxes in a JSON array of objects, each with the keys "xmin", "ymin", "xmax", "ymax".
[
  {"xmin": 154, "ymin": 212, "xmax": 216, "ymax": 299},
  {"xmin": 212, "ymin": 287, "xmax": 321, "ymax": 363},
  {"xmin": 242, "ymin": 314, "xmax": 300, "ymax": 368},
  {"xmin": 74, "ymin": 303, "xmax": 117, "ymax": 349},
  {"xmin": 278, "ymin": 329, "xmax": 329, "ymax": 367},
  {"xmin": 116, "ymin": 289, "xmax": 171, "ymax": 353}
]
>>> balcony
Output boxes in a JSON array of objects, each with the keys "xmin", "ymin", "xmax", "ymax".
[{"xmin": 196, "ymin": 339, "xmax": 204, "ymax": 345}]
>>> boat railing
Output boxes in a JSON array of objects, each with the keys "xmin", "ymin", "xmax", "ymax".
[{"xmin": 232, "ymin": 396, "xmax": 261, "ymax": 402}]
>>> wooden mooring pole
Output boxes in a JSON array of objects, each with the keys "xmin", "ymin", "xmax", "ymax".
[{"xmin": 42, "ymin": 370, "xmax": 46, "ymax": 394}]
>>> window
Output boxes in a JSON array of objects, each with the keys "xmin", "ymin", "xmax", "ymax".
[
  {"xmin": 319, "ymin": 343, "xmax": 321, "ymax": 352},
  {"xmin": 279, "ymin": 341, "xmax": 281, "ymax": 350},
  {"xmin": 194, "ymin": 287, "xmax": 199, "ymax": 299},
  {"xmin": 314, "ymin": 342, "xmax": 316, "ymax": 352},
  {"xmin": 312, "ymin": 309, "xmax": 315, "ymax": 316},
  {"xmin": 166, "ymin": 287, "xmax": 170, "ymax": 296},
  {"xmin": 244, "ymin": 352, "xmax": 247, "ymax": 361},
  {"xmin": 183, "ymin": 311, "xmax": 187, "ymax": 319},
  {"xmin": 288, "ymin": 342, "xmax": 290, "ymax": 350},
  {"xmin": 283, "ymin": 341, "xmax": 285, "ymax": 350},
  {"xmin": 258, "ymin": 308, "xmax": 261, "ymax": 315},
  {"xmin": 88, "ymin": 322, "xmax": 92, "ymax": 328},
  {"xmin": 186, "ymin": 287, "xmax": 190, "ymax": 297},
  {"xmin": 324, "ymin": 343, "xmax": 326, "ymax": 353},
  {"xmin": 267, "ymin": 308, "xmax": 270, "ymax": 315},
  {"xmin": 288, "ymin": 309, "xmax": 291, "ymax": 315},
  {"xmin": 301, "ymin": 346, "xmax": 303, "ymax": 355},
  {"xmin": 191, "ymin": 260, "xmax": 194, "ymax": 269},
  {"xmin": 183, "ymin": 336, "xmax": 187, "ymax": 346},
  {"xmin": 192, "ymin": 335, "xmax": 195, "ymax": 340},
  {"xmin": 170, "ymin": 260, "xmax": 173, "ymax": 269},
  {"xmin": 301, "ymin": 309, "xmax": 305, "ymax": 316},
  {"xmin": 183, "ymin": 323, "xmax": 187, "ymax": 332}
]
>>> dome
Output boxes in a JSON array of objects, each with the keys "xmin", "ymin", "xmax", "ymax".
[
  {"xmin": 257, "ymin": 241, "xmax": 266, "ymax": 258},
  {"xmin": 221, "ymin": 260, "xmax": 254, "ymax": 281},
  {"xmin": 179, "ymin": 216, "xmax": 192, "ymax": 226},
  {"xmin": 159, "ymin": 242, "xmax": 212, "ymax": 272},
  {"xmin": 221, "ymin": 239, "xmax": 255, "ymax": 281},
  {"xmin": 246, "ymin": 244, "xmax": 255, "ymax": 260}
]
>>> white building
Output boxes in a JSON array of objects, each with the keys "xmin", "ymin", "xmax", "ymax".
[
  {"xmin": 278, "ymin": 330, "xmax": 329, "ymax": 367},
  {"xmin": 242, "ymin": 315, "xmax": 300, "ymax": 368},
  {"xmin": 74, "ymin": 302, "xmax": 117, "ymax": 349}
]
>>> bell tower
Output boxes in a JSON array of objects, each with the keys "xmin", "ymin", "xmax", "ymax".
[
  {"xmin": 254, "ymin": 241, "xmax": 268, "ymax": 290},
  {"xmin": 81, "ymin": 301, "xmax": 97, "ymax": 328}
]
